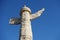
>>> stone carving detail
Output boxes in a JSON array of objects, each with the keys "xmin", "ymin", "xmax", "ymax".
[{"xmin": 9, "ymin": 5, "xmax": 45, "ymax": 40}]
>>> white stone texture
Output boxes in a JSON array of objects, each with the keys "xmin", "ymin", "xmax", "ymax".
[
  {"xmin": 20, "ymin": 11, "xmax": 32, "ymax": 40},
  {"xmin": 31, "ymin": 8, "xmax": 45, "ymax": 20},
  {"xmin": 9, "ymin": 5, "xmax": 45, "ymax": 40},
  {"xmin": 9, "ymin": 18, "xmax": 20, "ymax": 24},
  {"xmin": 21, "ymin": 5, "xmax": 31, "ymax": 13}
]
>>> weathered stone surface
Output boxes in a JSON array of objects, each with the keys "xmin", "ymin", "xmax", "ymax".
[{"xmin": 9, "ymin": 5, "xmax": 45, "ymax": 40}]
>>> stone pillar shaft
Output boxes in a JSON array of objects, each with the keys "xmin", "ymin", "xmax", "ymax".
[{"xmin": 20, "ymin": 11, "xmax": 32, "ymax": 40}]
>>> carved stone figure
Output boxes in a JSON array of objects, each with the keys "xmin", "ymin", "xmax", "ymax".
[{"xmin": 9, "ymin": 5, "xmax": 45, "ymax": 40}]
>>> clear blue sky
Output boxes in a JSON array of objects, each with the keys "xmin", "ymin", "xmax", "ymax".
[{"xmin": 0, "ymin": 0, "xmax": 60, "ymax": 40}]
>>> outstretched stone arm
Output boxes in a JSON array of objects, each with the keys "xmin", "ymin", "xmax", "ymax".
[
  {"xmin": 9, "ymin": 18, "xmax": 21, "ymax": 25},
  {"xmin": 30, "ymin": 8, "xmax": 45, "ymax": 20}
]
